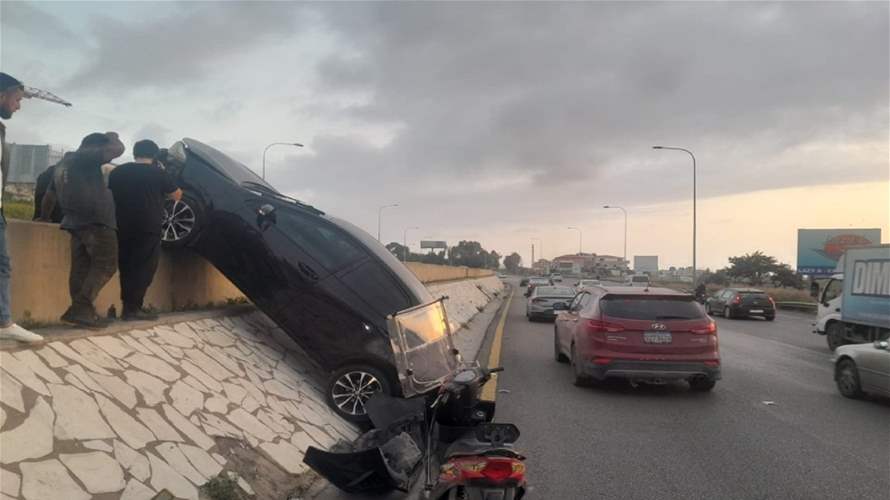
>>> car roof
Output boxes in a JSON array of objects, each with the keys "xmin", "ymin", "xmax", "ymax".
[
  {"xmin": 729, "ymin": 288, "xmax": 765, "ymax": 293},
  {"xmin": 593, "ymin": 286, "xmax": 690, "ymax": 296}
]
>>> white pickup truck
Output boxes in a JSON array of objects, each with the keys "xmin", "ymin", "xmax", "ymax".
[{"xmin": 812, "ymin": 245, "xmax": 890, "ymax": 351}]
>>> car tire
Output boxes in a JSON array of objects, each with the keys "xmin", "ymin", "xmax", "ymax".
[
  {"xmin": 688, "ymin": 377, "xmax": 716, "ymax": 392},
  {"xmin": 326, "ymin": 365, "xmax": 392, "ymax": 423},
  {"xmin": 765, "ymin": 314, "xmax": 775, "ymax": 321},
  {"xmin": 706, "ymin": 303, "xmax": 712, "ymax": 315},
  {"xmin": 570, "ymin": 344, "xmax": 588, "ymax": 387},
  {"xmin": 554, "ymin": 330, "xmax": 568, "ymax": 364},
  {"xmin": 161, "ymin": 192, "xmax": 204, "ymax": 248},
  {"xmin": 723, "ymin": 306, "xmax": 733, "ymax": 320},
  {"xmin": 826, "ymin": 322, "xmax": 847, "ymax": 352},
  {"xmin": 835, "ymin": 359, "xmax": 864, "ymax": 399}
]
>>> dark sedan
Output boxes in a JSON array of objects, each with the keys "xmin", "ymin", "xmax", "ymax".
[
  {"xmin": 157, "ymin": 139, "xmax": 459, "ymax": 421},
  {"xmin": 706, "ymin": 288, "xmax": 776, "ymax": 321}
]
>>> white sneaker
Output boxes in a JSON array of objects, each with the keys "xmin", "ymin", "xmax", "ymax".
[{"xmin": 0, "ymin": 323, "xmax": 45, "ymax": 344}]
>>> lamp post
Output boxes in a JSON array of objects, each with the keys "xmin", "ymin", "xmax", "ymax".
[
  {"xmin": 403, "ymin": 226, "xmax": 419, "ymax": 262},
  {"xmin": 262, "ymin": 142, "xmax": 304, "ymax": 180},
  {"xmin": 567, "ymin": 226, "xmax": 582, "ymax": 255},
  {"xmin": 377, "ymin": 203, "xmax": 399, "ymax": 241},
  {"xmin": 603, "ymin": 205, "xmax": 627, "ymax": 268},
  {"xmin": 531, "ymin": 237, "xmax": 543, "ymax": 274},
  {"xmin": 652, "ymin": 145, "xmax": 697, "ymax": 284}
]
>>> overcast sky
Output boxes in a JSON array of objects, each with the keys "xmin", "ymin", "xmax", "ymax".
[{"xmin": 2, "ymin": 1, "xmax": 887, "ymax": 269}]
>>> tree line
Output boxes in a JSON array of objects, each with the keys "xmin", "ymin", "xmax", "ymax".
[{"xmin": 699, "ymin": 251, "xmax": 804, "ymax": 289}]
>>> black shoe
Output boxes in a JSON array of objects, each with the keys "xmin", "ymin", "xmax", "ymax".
[
  {"xmin": 122, "ymin": 309, "xmax": 159, "ymax": 321},
  {"xmin": 61, "ymin": 309, "xmax": 111, "ymax": 329}
]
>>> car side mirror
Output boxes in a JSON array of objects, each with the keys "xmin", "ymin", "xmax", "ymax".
[
  {"xmin": 874, "ymin": 340, "xmax": 889, "ymax": 351},
  {"xmin": 810, "ymin": 282, "xmax": 820, "ymax": 299},
  {"xmin": 553, "ymin": 302, "xmax": 567, "ymax": 311},
  {"xmin": 256, "ymin": 204, "xmax": 277, "ymax": 229}
]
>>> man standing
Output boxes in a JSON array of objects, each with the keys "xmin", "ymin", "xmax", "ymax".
[
  {"xmin": 0, "ymin": 73, "xmax": 43, "ymax": 342},
  {"xmin": 108, "ymin": 139, "xmax": 181, "ymax": 320},
  {"xmin": 52, "ymin": 132, "xmax": 124, "ymax": 328}
]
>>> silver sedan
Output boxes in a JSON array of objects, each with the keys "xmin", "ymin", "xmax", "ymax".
[
  {"xmin": 526, "ymin": 286, "xmax": 576, "ymax": 322},
  {"xmin": 833, "ymin": 340, "xmax": 890, "ymax": 399}
]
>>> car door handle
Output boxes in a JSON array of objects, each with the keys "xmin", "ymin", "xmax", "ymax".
[{"xmin": 297, "ymin": 262, "xmax": 320, "ymax": 282}]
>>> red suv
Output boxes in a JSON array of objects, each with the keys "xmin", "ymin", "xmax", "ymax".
[{"xmin": 553, "ymin": 286, "xmax": 720, "ymax": 391}]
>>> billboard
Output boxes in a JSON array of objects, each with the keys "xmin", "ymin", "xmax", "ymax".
[
  {"xmin": 797, "ymin": 228, "xmax": 882, "ymax": 276},
  {"xmin": 634, "ymin": 256, "xmax": 658, "ymax": 274},
  {"xmin": 420, "ymin": 240, "xmax": 448, "ymax": 250}
]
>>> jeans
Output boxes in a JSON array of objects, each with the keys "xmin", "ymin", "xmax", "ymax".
[
  {"xmin": 68, "ymin": 225, "xmax": 118, "ymax": 316},
  {"xmin": 118, "ymin": 232, "xmax": 161, "ymax": 312},
  {"xmin": 0, "ymin": 217, "xmax": 11, "ymax": 325}
]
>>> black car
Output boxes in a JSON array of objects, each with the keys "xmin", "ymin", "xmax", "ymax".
[
  {"xmin": 158, "ymin": 139, "xmax": 460, "ymax": 421},
  {"xmin": 706, "ymin": 288, "xmax": 776, "ymax": 321}
]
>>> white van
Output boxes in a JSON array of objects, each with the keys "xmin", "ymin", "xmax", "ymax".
[{"xmin": 627, "ymin": 274, "xmax": 650, "ymax": 287}]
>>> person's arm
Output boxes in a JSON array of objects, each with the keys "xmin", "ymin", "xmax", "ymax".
[
  {"xmin": 40, "ymin": 185, "xmax": 57, "ymax": 222},
  {"xmin": 159, "ymin": 170, "xmax": 182, "ymax": 201}
]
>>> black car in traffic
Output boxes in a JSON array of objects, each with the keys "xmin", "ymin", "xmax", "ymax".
[
  {"xmin": 706, "ymin": 288, "xmax": 776, "ymax": 321},
  {"xmin": 158, "ymin": 139, "xmax": 460, "ymax": 421}
]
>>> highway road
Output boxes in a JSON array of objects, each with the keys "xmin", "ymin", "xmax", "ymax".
[{"xmin": 493, "ymin": 280, "xmax": 890, "ymax": 500}]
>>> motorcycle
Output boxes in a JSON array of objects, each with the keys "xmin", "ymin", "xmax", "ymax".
[{"xmin": 303, "ymin": 363, "xmax": 526, "ymax": 500}]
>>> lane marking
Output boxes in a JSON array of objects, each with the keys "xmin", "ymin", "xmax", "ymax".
[{"xmin": 480, "ymin": 287, "xmax": 514, "ymax": 402}]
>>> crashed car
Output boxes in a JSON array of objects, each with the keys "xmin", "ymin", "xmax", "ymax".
[{"xmin": 158, "ymin": 138, "xmax": 460, "ymax": 421}]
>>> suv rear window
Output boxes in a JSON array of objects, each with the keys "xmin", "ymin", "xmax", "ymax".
[
  {"xmin": 535, "ymin": 287, "xmax": 575, "ymax": 297},
  {"xmin": 600, "ymin": 296, "xmax": 705, "ymax": 320}
]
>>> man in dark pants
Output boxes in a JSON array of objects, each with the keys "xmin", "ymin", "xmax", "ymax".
[
  {"xmin": 50, "ymin": 132, "xmax": 124, "ymax": 328},
  {"xmin": 108, "ymin": 139, "xmax": 181, "ymax": 321}
]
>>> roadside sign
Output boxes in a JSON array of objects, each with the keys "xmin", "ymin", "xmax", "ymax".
[{"xmin": 420, "ymin": 240, "xmax": 448, "ymax": 249}]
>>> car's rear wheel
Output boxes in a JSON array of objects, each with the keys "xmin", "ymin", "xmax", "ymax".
[
  {"xmin": 327, "ymin": 365, "xmax": 392, "ymax": 423},
  {"xmin": 688, "ymin": 377, "xmax": 716, "ymax": 392},
  {"xmin": 162, "ymin": 193, "xmax": 204, "ymax": 248},
  {"xmin": 554, "ymin": 330, "xmax": 568, "ymax": 363},
  {"xmin": 765, "ymin": 314, "xmax": 775, "ymax": 321},
  {"xmin": 826, "ymin": 322, "xmax": 847, "ymax": 352},
  {"xmin": 836, "ymin": 359, "xmax": 863, "ymax": 399}
]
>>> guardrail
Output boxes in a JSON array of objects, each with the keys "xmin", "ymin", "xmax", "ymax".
[{"xmin": 776, "ymin": 301, "xmax": 818, "ymax": 312}]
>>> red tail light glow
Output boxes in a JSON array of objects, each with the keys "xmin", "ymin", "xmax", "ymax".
[
  {"xmin": 440, "ymin": 457, "xmax": 526, "ymax": 484},
  {"xmin": 585, "ymin": 319, "xmax": 625, "ymax": 333},
  {"xmin": 704, "ymin": 360, "xmax": 720, "ymax": 367},
  {"xmin": 691, "ymin": 321, "xmax": 717, "ymax": 335},
  {"xmin": 732, "ymin": 295, "xmax": 741, "ymax": 305}
]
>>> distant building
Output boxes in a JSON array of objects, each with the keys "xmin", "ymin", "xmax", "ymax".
[
  {"xmin": 551, "ymin": 253, "xmax": 629, "ymax": 277},
  {"xmin": 634, "ymin": 255, "xmax": 659, "ymax": 275},
  {"xmin": 6, "ymin": 144, "xmax": 66, "ymax": 183}
]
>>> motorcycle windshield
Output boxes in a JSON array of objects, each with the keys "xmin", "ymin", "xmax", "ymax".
[{"xmin": 387, "ymin": 298, "xmax": 459, "ymax": 398}]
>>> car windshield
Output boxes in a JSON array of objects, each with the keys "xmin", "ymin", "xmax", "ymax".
[
  {"xmin": 601, "ymin": 296, "xmax": 705, "ymax": 320},
  {"xmin": 534, "ymin": 286, "xmax": 575, "ymax": 297}
]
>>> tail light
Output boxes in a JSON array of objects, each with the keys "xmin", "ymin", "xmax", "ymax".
[
  {"xmin": 732, "ymin": 295, "xmax": 742, "ymax": 305},
  {"xmin": 440, "ymin": 457, "xmax": 526, "ymax": 484},
  {"xmin": 585, "ymin": 319, "xmax": 625, "ymax": 333},
  {"xmin": 691, "ymin": 321, "xmax": 717, "ymax": 335}
]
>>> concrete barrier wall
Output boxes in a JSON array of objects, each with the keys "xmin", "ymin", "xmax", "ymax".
[
  {"xmin": 6, "ymin": 220, "xmax": 244, "ymax": 325},
  {"xmin": 6, "ymin": 220, "xmax": 495, "ymax": 325},
  {"xmin": 405, "ymin": 262, "xmax": 495, "ymax": 283}
]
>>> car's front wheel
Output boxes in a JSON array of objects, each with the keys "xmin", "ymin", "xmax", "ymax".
[
  {"xmin": 162, "ymin": 193, "xmax": 204, "ymax": 248},
  {"xmin": 326, "ymin": 365, "xmax": 392, "ymax": 423},
  {"xmin": 835, "ymin": 359, "xmax": 863, "ymax": 399},
  {"xmin": 723, "ymin": 306, "xmax": 733, "ymax": 320}
]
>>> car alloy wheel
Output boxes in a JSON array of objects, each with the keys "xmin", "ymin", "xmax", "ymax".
[
  {"xmin": 836, "ymin": 360, "xmax": 863, "ymax": 399},
  {"xmin": 330, "ymin": 369, "xmax": 384, "ymax": 417},
  {"xmin": 162, "ymin": 198, "xmax": 197, "ymax": 243}
]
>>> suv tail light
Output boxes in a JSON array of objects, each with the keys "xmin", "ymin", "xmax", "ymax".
[
  {"xmin": 732, "ymin": 295, "xmax": 742, "ymax": 305},
  {"xmin": 585, "ymin": 319, "xmax": 625, "ymax": 333},
  {"xmin": 691, "ymin": 321, "xmax": 717, "ymax": 335}
]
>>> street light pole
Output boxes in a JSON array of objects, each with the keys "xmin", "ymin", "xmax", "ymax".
[
  {"xmin": 603, "ymin": 205, "xmax": 628, "ymax": 266},
  {"xmin": 567, "ymin": 226, "xmax": 582, "ymax": 255},
  {"xmin": 377, "ymin": 203, "xmax": 399, "ymax": 241},
  {"xmin": 403, "ymin": 226, "xmax": 419, "ymax": 262},
  {"xmin": 262, "ymin": 142, "xmax": 304, "ymax": 180},
  {"xmin": 653, "ymin": 146, "xmax": 697, "ymax": 284},
  {"xmin": 531, "ymin": 237, "xmax": 544, "ymax": 273}
]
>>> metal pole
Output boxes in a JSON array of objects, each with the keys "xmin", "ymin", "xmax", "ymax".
[
  {"xmin": 262, "ymin": 142, "xmax": 304, "ymax": 180},
  {"xmin": 376, "ymin": 203, "xmax": 399, "ymax": 241},
  {"xmin": 652, "ymin": 146, "xmax": 697, "ymax": 284}
]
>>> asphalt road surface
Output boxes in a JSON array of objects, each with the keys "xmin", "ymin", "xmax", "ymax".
[{"xmin": 494, "ymin": 281, "xmax": 890, "ymax": 500}]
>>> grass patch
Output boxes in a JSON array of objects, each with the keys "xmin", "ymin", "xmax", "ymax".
[
  {"xmin": 200, "ymin": 475, "xmax": 241, "ymax": 500},
  {"xmin": 2, "ymin": 198, "xmax": 34, "ymax": 220}
]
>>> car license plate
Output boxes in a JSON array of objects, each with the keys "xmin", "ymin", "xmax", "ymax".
[
  {"xmin": 750, "ymin": 309, "xmax": 763, "ymax": 314},
  {"xmin": 643, "ymin": 332, "xmax": 672, "ymax": 344}
]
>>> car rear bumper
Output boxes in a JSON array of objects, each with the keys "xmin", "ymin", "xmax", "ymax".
[
  {"xmin": 732, "ymin": 306, "xmax": 776, "ymax": 316},
  {"xmin": 577, "ymin": 360, "xmax": 722, "ymax": 381}
]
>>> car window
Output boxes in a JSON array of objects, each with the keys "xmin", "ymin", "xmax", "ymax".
[
  {"xmin": 535, "ymin": 286, "xmax": 575, "ymax": 297},
  {"xmin": 569, "ymin": 292, "xmax": 587, "ymax": 311},
  {"xmin": 722, "ymin": 290, "xmax": 734, "ymax": 300},
  {"xmin": 601, "ymin": 296, "xmax": 706, "ymax": 320},
  {"xmin": 275, "ymin": 209, "xmax": 367, "ymax": 271},
  {"xmin": 823, "ymin": 279, "xmax": 843, "ymax": 302}
]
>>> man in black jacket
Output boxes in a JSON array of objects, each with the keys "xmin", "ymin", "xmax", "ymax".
[
  {"xmin": 108, "ymin": 139, "xmax": 181, "ymax": 320},
  {"xmin": 51, "ymin": 132, "xmax": 125, "ymax": 328}
]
